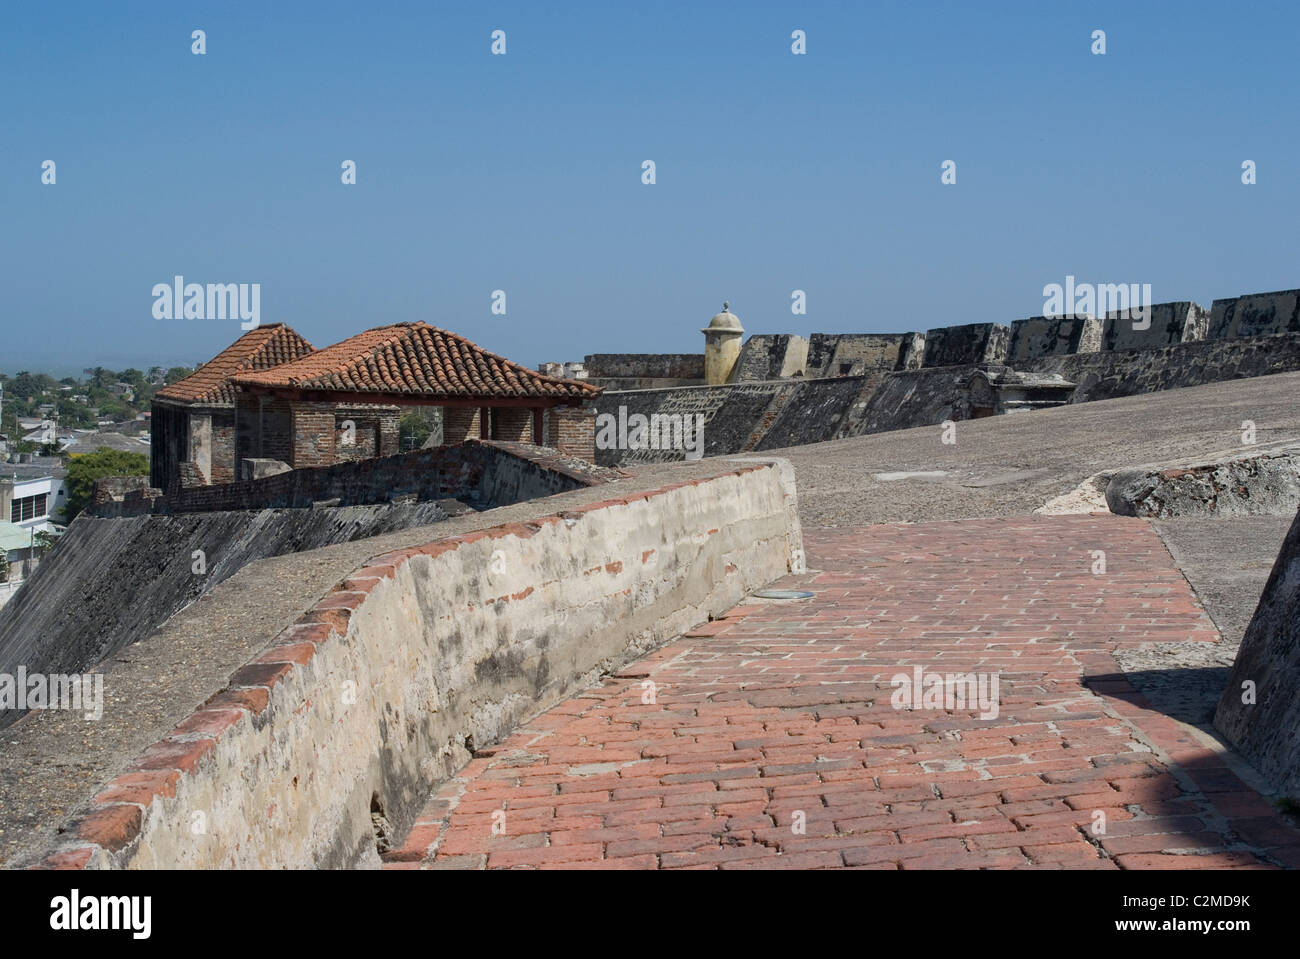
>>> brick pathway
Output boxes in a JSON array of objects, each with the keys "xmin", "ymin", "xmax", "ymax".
[{"xmin": 384, "ymin": 514, "xmax": 1300, "ymax": 870}]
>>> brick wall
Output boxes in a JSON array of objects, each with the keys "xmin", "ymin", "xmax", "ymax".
[
  {"xmin": 162, "ymin": 440, "xmax": 621, "ymax": 514},
  {"xmin": 443, "ymin": 407, "xmax": 481, "ymax": 445},
  {"xmin": 177, "ymin": 462, "xmax": 205, "ymax": 489},
  {"xmin": 211, "ymin": 411, "xmax": 236, "ymax": 485},
  {"xmin": 236, "ymin": 396, "xmax": 400, "ymax": 474},
  {"xmin": 92, "ymin": 475, "xmax": 153, "ymax": 505},
  {"xmin": 238, "ymin": 395, "xmax": 294, "ymax": 464},
  {"xmin": 291, "ymin": 408, "xmax": 335, "ymax": 468},
  {"xmin": 492, "ymin": 407, "xmax": 534, "ymax": 443},
  {"xmin": 545, "ymin": 406, "xmax": 596, "ymax": 461}
]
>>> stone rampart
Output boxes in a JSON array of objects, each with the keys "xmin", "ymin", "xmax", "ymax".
[{"xmin": 32, "ymin": 460, "xmax": 803, "ymax": 869}]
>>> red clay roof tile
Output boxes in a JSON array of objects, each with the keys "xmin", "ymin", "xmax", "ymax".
[
  {"xmin": 231, "ymin": 323, "xmax": 600, "ymax": 401},
  {"xmin": 154, "ymin": 324, "xmax": 315, "ymax": 406}
]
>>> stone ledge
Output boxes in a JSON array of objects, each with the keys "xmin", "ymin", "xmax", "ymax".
[{"xmin": 31, "ymin": 459, "xmax": 801, "ymax": 869}]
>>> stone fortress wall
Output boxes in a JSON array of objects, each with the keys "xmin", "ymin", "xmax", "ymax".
[
  {"xmin": 0, "ymin": 441, "xmax": 622, "ymax": 731},
  {"xmin": 23, "ymin": 459, "xmax": 803, "ymax": 869},
  {"xmin": 588, "ymin": 288, "xmax": 1300, "ymax": 466}
]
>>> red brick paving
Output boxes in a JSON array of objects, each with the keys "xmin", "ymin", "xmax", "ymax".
[{"xmin": 384, "ymin": 514, "xmax": 1300, "ymax": 870}]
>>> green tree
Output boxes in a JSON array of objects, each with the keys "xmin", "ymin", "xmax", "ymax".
[
  {"xmin": 399, "ymin": 412, "xmax": 434, "ymax": 451},
  {"xmin": 118, "ymin": 368, "xmax": 148, "ymax": 394},
  {"xmin": 56, "ymin": 398, "xmax": 95, "ymax": 428},
  {"xmin": 94, "ymin": 398, "xmax": 128, "ymax": 421},
  {"xmin": 165, "ymin": 366, "xmax": 194, "ymax": 385},
  {"xmin": 7, "ymin": 372, "xmax": 44, "ymax": 400},
  {"xmin": 64, "ymin": 448, "xmax": 149, "ymax": 521}
]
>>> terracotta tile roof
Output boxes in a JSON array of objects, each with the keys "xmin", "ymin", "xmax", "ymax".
[
  {"xmin": 231, "ymin": 323, "xmax": 601, "ymax": 400},
  {"xmin": 155, "ymin": 324, "xmax": 315, "ymax": 406}
]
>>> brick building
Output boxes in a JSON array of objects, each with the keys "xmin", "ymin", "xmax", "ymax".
[
  {"xmin": 151, "ymin": 324, "xmax": 316, "ymax": 490},
  {"xmin": 230, "ymin": 322, "xmax": 601, "ymax": 471}
]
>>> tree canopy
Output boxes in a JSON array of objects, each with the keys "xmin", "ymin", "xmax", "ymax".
[{"xmin": 64, "ymin": 448, "xmax": 150, "ymax": 521}]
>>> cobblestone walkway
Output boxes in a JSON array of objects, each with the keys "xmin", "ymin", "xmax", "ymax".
[{"xmin": 384, "ymin": 514, "xmax": 1300, "ymax": 870}]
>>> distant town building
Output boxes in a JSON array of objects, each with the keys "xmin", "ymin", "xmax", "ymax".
[
  {"xmin": 0, "ymin": 455, "xmax": 68, "ymax": 532},
  {"xmin": 65, "ymin": 432, "xmax": 151, "ymax": 456},
  {"xmin": 21, "ymin": 420, "xmax": 57, "ymax": 445}
]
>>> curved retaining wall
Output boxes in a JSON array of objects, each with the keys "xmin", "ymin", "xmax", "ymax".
[
  {"xmin": 1215, "ymin": 505, "xmax": 1300, "ymax": 797},
  {"xmin": 35, "ymin": 460, "xmax": 802, "ymax": 869}
]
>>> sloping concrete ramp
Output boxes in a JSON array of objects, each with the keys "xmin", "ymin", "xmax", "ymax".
[{"xmin": 1215, "ymin": 506, "xmax": 1300, "ymax": 797}]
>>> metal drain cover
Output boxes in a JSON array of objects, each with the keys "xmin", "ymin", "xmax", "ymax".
[{"xmin": 752, "ymin": 589, "xmax": 814, "ymax": 600}]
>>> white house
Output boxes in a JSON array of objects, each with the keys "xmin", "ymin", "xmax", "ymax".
[
  {"xmin": 21, "ymin": 420, "xmax": 57, "ymax": 445},
  {"xmin": 0, "ymin": 458, "xmax": 69, "ymax": 531}
]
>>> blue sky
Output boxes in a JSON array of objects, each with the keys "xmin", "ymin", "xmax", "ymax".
[{"xmin": 2, "ymin": 0, "xmax": 1297, "ymax": 375}]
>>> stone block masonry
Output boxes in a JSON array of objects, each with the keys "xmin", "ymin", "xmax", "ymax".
[
  {"xmin": 160, "ymin": 440, "xmax": 618, "ymax": 514},
  {"xmin": 584, "ymin": 353, "xmax": 705, "ymax": 380},
  {"xmin": 730, "ymin": 335, "xmax": 809, "ymax": 382},
  {"xmin": 32, "ymin": 459, "xmax": 802, "ymax": 868},
  {"xmin": 922, "ymin": 323, "xmax": 1011, "ymax": 368},
  {"xmin": 1209, "ymin": 289, "xmax": 1300, "ymax": 340},
  {"xmin": 804, "ymin": 333, "xmax": 910, "ymax": 378},
  {"xmin": 0, "ymin": 501, "xmax": 464, "ymax": 729},
  {"xmin": 1022, "ymin": 330, "xmax": 1300, "ymax": 403},
  {"xmin": 1007, "ymin": 315, "xmax": 1101, "ymax": 363},
  {"xmin": 593, "ymin": 331, "xmax": 1300, "ymax": 467},
  {"xmin": 756, "ymin": 372, "xmax": 892, "ymax": 450},
  {"xmin": 594, "ymin": 382, "xmax": 802, "ymax": 465},
  {"xmin": 1106, "ymin": 444, "xmax": 1300, "ymax": 518},
  {"xmin": 2, "ymin": 441, "xmax": 625, "ymax": 730},
  {"xmin": 92, "ymin": 476, "xmax": 153, "ymax": 508},
  {"xmin": 1102, "ymin": 301, "xmax": 1207, "ymax": 352},
  {"xmin": 582, "ymin": 353, "xmax": 705, "ymax": 388}
]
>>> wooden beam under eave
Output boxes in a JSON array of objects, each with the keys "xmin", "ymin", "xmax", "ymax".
[{"xmin": 232, "ymin": 386, "xmax": 582, "ymax": 409}]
